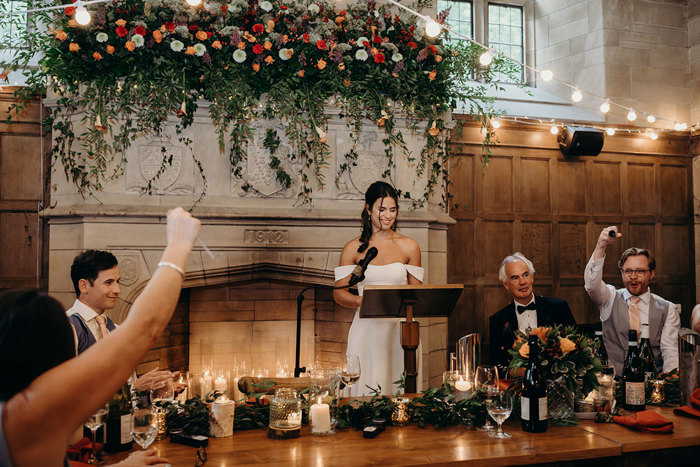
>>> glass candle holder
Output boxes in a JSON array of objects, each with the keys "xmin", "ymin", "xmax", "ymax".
[
  {"xmin": 268, "ymin": 388, "xmax": 302, "ymax": 439},
  {"xmin": 650, "ymin": 379, "xmax": 665, "ymax": 404},
  {"xmin": 391, "ymin": 396, "xmax": 411, "ymax": 426},
  {"xmin": 309, "ymin": 389, "xmax": 337, "ymax": 435}
]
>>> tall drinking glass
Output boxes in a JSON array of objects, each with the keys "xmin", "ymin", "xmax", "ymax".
[
  {"xmin": 486, "ymin": 391, "xmax": 513, "ymax": 439},
  {"xmin": 84, "ymin": 403, "xmax": 109, "ymax": 464},
  {"xmin": 475, "ymin": 365, "xmax": 499, "ymax": 431},
  {"xmin": 341, "ymin": 354, "xmax": 361, "ymax": 395},
  {"xmin": 131, "ymin": 407, "xmax": 158, "ymax": 450}
]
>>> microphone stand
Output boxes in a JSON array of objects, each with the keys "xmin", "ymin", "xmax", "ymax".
[{"xmin": 294, "ymin": 282, "xmax": 357, "ymax": 378}]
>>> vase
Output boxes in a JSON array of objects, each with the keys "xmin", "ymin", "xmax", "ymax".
[{"xmin": 547, "ymin": 378, "xmax": 574, "ymax": 421}]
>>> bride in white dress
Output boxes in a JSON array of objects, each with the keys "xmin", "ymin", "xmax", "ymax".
[{"xmin": 334, "ymin": 181, "xmax": 423, "ymax": 396}]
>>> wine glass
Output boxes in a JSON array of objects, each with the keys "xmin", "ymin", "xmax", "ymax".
[
  {"xmin": 341, "ymin": 354, "xmax": 361, "ymax": 393},
  {"xmin": 131, "ymin": 407, "xmax": 158, "ymax": 450},
  {"xmin": 474, "ymin": 365, "xmax": 500, "ymax": 431},
  {"xmin": 486, "ymin": 391, "xmax": 513, "ymax": 439},
  {"xmin": 84, "ymin": 402, "xmax": 109, "ymax": 464}
]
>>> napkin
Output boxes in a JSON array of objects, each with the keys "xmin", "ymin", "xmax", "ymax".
[
  {"xmin": 66, "ymin": 437, "xmax": 104, "ymax": 463},
  {"xmin": 613, "ymin": 410, "xmax": 674, "ymax": 433},
  {"xmin": 673, "ymin": 387, "xmax": 700, "ymax": 419}
]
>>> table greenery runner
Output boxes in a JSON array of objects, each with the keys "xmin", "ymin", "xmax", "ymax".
[{"xmin": 2, "ymin": 0, "xmax": 519, "ymax": 206}]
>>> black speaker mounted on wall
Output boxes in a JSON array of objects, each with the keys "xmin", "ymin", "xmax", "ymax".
[{"xmin": 557, "ymin": 126, "xmax": 604, "ymax": 157}]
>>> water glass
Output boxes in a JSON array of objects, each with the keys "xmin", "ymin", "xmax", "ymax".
[
  {"xmin": 486, "ymin": 391, "xmax": 513, "ymax": 439},
  {"xmin": 131, "ymin": 407, "xmax": 158, "ymax": 450},
  {"xmin": 475, "ymin": 365, "xmax": 500, "ymax": 431},
  {"xmin": 84, "ymin": 403, "xmax": 109, "ymax": 464}
]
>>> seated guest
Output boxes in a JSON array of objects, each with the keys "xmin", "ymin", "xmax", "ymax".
[
  {"xmin": 0, "ymin": 207, "xmax": 199, "ymax": 466},
  {"xmin": 68, "ymin": 249, "xmax": 178, "ymax": 392},
  {"xmin": 584, "ymin": 226, "xmax": 680, "ymax": 376},
  {"xmin": 490, "ymin": 253, "xmax": 576, "ymax": 373},
  {"xmin": 692, "ymin": 305, "xmax": 700, "ymax": 334}
]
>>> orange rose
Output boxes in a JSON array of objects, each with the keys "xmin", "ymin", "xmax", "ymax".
[
  {"xmin": 115, "ymin": 19, "xmax": 127, "ymax": 27},
  {"xmin": 196, "ymin": 31, "xmax": 208, "ymax": 41},
  {"xmin": 335, "ymin": 16, "xmax": 345, "ymax": 25},
  {"xmin": 55, "ymin": 30, "xmax": 67, "ymax": 41},
  {"xmin": 298, "ymin": 69, "xmax": 305, "ymax": 77},
  {"xmin": 252, "ymin": 63, "xmax": 260, "ymax": 72},
  {"xmin": 344, "ymin": 78, "xmax": 351, "ymax": 86},
  {"xmin": 338, "ymin": 62, "xmax": 345, "ymax": 71},
  {"xmin": 237, "ymin": 41, "xmax": 246, "ymax": 50},
  {"xmin": 428, "ymin": 126, "xmax": 439, "ymax": 137},
  {"xmin": 559, "ymin": 337, "xmax": 576, "ymax": 354},
  {"xmin": 282, "ymin": 34, "xmax": 288, "ymax": 43},
  {"xmin": 317, "ymin": 58, "xmax": 326, "ymax": 70},
  {"xmin": 125, "ymin": 41, "xmax": 135, "ymax": 51},
  {"xmin": 106, "ymin": 45, "xmax": 115, "ymax": 54},
  {"xmin": 519, "ymin": 342, "xmax": 530, "ymax": 358},
  {"xmin": 212, "ymin": 40, "xmax": 222, "ymax": 49},
  {"xmin": 264, "ymin": 41, "xmax": 272, "ymax": 50},
  {"xmin": 92, "ymin": 52, "xmax": 103, "ymax": 60},
  {"xmin": 266, "ymin": 20, "xmax": 275, "ymax": 33},
  {"xmin": 284, "ymin": 48, "xmax": 294, "ymax": 59},
  {"xmin": 69, "ymin": 42, "xmax": 80, "ymax": 52},
  {"xmin": 264, "ymin": 55, "xmax": 274, "ymax": 64},
  {"xmin": 153, "ymin": 30, "xmax": 162, "ymax": 43},
  {"xmin": 428, "ymin": 70, "xmax": 437, "ymax": 81},
  {"xmin": 435, "ymin": 55, "xmax": 443, "ymax": 63},
  {"xmin": 184, "ymin": 46, "xmax": 196, "ymax": 55},
  {"xmin": 530, "ymin": 327, "xmax": 550, "ymax": 343},
  {"xmin": 67, "ymin": 19, "xmax": 78, "ymax": 28}
]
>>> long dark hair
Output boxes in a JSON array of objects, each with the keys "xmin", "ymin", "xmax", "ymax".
[
  {"xmin": 0, "ymin": 289, "xmax": 75, "ymax": 400},
  {"xmin": 358, "ymin": 181, "xmax": 399, "ymax": 253}
]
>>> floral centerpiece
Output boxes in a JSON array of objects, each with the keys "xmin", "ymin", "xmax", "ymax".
[
  {"xmin": 2, "ymin": 0, "xmax": 519, "ymax": 205},
  {"xmin": 508, "ymin": 325, "xmax": 602, "ymax": 421}
]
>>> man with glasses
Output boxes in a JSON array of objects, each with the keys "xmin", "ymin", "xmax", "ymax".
[{"xmin": 584, "ymin": 227, "xmax": 680, "ymax": 375}]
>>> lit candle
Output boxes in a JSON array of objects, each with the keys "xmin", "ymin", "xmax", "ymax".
[
  {"xmin": 201, "ymin": 370, "xmax": 213, "ymax": 395},
  {"xmin": 209, "ymin": 394, "xmax": 235, "ymax": 437},
  {"xmin": 214, "ymin": 374, "xmax": 227, "ymax": 393},
  {"xmin": 287, "ymin": 412, "xmax": 302, "ymax": 427},
  {"xmin": 310, "ymin": 398, "xmax": 331, "ymax": 433},
  {"xmin": 455, "ymin": 378, "xmax": 471, "ymax": 392}
]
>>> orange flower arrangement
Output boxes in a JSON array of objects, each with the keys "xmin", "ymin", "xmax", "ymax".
[
  {"xmin": 106, "ymin": 45, "xmax": 115, "ymax": 54},
  {"xmin": 69, "ymin": 43, "xmax": 80, "ymax": 52},
  {"xmin": 125, "ymin": 41, "xmax": 136, "ymax": 52},
  {"xmin": 184, "ymin": 46, "xmax": 196, "ymax": 55},
  {"xmin": 211, "ymin": 40, "xmax": 222, "ymax": 49},
  {"xmin": 92, "ymin": 52, "xmax": 103, "ymax": 61},
  {"xmin": 196, "ymin": 31, "xmax": 208, "ymax": 41}
]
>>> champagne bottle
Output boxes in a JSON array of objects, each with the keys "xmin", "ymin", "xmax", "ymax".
[
  {"xmin": 521, "ymin": 334, "xmax": 547, "ymax": 432},
  {"xmin": 623, "ymin": 330, "xmax": 645, "ymax": 411},
  {"xmin": 638, "ymin": 323, "xmax": 657, "ymax": 383},
  {"xmin": 105, "ymin": 383, "xmax": 133, "ymax": 452}
]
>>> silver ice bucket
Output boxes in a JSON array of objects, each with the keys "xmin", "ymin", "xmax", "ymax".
[{"xmin": 678, "ymin": 328, "xmax": 700, "ymax": 406}]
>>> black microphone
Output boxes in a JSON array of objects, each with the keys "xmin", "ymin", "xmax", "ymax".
[
  {"xmin": 608, "ymin": 229, "xmax": 617, "ymax": 238},
  {"xmin": 349, "ymin": 247, "xmax": 378, "ymax": 286}
]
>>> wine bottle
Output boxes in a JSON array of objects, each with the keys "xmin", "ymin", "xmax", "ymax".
[
  {"xmin": 105, "ymin": 383, "xmax": 133, "ymax": 452},
  {"xmin": 638, "ymin": 323, "xmax": 657, "ymax": 383},
  {"xmin": 623, "ymin": 330, "xmax": 645, "ymax": 411},
  {"xmin": 521, "ymin": 334, "xmax": 547, "ymax": 432}
]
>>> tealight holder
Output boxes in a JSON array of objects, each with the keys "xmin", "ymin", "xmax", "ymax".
[
  {"xmin": 650, "ymin": 379, "xmax": 666, "ymax": 404},
  {"xmin": 391, "ymin": 396, "xmax": 411, "ymax": 426},
  {"xmin": 268, "ymin": 388, "xmax": 302, "ymax": 439}
]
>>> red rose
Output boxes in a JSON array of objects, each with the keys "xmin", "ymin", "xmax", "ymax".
[
  {"xmin": 252, "ymin": 23, "xmax": 264, "ymax": 34},
  {"xmin": 64, "ymin": 6, "xmax": 76, "ymax": 16},
  {"xmin": 189, "ymin": 25, "xmax": 199, "ymax": 31},
  {"xmin": 373, "ymin": 35, "xmax": 381, "ymax": 44},
  {"xmin": 134, "ymin": 26, "xmax": 146, "ymax": 36},
  {"xmin": 116, "ymin": 26, "xmax": 128, "ymax": 37},
  {"xmin": 407, "ymin": 41, "xmax": 417, "ymax": 49},
  {"xmin": 206, "ymin": 31, "xmax": 213, "ymax": 38},
  {"xmin": 252, "ymin": 43, "xmax": 264, "ymax": 54},
  {"xmin": 165, "ymin": 22, "xmax": 175, "ymax": 32},
  {"xmin": 429, "ymin": 45, "xmax": 437, "ymax": 54},
  {"xmin": 303, "ymin": 33, "xmax": 310, "ymax": 43},
  {"xmin": 374, "ymin": 52, "xmax": 385, "ymax": 64},
  {"xmin": 316, "ymin": 39, "xmax": 327, "ymax": 50}
]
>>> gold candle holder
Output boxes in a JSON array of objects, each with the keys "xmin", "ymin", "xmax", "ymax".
[
  {"xmin": 650, "ymin": 379, "xmax": 665, "ymax": 404},
  {"xmin": 391, "ymin": 397, "xmax": 411, "ymax": 426}
]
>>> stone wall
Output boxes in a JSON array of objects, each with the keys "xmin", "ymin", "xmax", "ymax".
[{"xmin": 690, "ymin": 0, "xmax": 700, "ymax": 124}]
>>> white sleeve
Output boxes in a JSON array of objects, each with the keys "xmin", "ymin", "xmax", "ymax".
[
  {"xmin": 405, "ymin": 265, "xmax": 424, "ymax": 283},
  {"xmin": 584, "ymin": 254, "xmax": 616, "ymax": 321},
  {"xmin": 660, "ymin": 303, "xmax": 681, "ymax": 372},
  {"xmin": 334, "ymin": 265, "xmax": 355, "ymax": 281}
]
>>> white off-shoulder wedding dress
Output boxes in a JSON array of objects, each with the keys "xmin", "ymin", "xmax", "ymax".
[{"xmin": 334, "ymin": 262, "xmax": 424, "ymax": 396}]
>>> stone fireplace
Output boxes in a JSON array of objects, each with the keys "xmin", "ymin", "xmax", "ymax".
[{"xmin": 44, "ymin": 102, "xmax": 454, "ymax": 389}]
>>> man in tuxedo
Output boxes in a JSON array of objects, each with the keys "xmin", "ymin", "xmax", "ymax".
[{"xmin": 489, "ymin": 252, "xmax": 576, "ymax": 373}]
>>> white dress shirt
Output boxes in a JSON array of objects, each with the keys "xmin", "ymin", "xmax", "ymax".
[
  {"xmin": 584, "ymin": 254, "xmax": 680, "ymax": 372},
  {"xmin": 515, "ymin": 296, "xmax": 538, "ymax": 333}
]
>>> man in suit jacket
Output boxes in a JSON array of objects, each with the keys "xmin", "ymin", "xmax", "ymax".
[{"xmin": 490, "ymin": 252, "xmax": 577, "ymax": 374}]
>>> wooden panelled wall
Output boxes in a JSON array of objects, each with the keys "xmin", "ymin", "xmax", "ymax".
[
  {"xmin": 446, "ymin": 119, "xmax": 695, "ymax": 360},
  {"xmin": 0, "ymin": 89, "xmax": 49, "ymax": 292}
]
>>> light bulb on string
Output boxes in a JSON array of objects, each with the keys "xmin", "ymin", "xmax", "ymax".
[
  {"xmin": 540, "ymin": 69, "xmax": 553, "ymax": 81},
  {"xmin": 647, "ymin": 114, "xmax": 656, "ymax": 123},
  {"xmin": 75, "ymin": 3, "xmax": 91, "ymax": 25},
  {"xmin": 674, "ymin": 122, "xmax": 687, "ymax": 131},
  {"xmin": 186, "ymin": 0, "xmax": 202, "ymax": 6},
  {"xmin": 606, "ymin": 128, "xmax": 615, "ymax": 136},
  {"xmin": 599, "ymin": 99, "xmax": 610, "ymax": 113},
  {"xmin": 550, "ymin": 123, "xmax": 559, "ymax": 134},
  {"xmin": 479, "ymin": 49, "xmax": 494, "ymax": 66},
  {"xmin": 491, "ymin": 117, "xmax": 501, "ymax": 129},
  {"xmin": 648, "ymin": 131, "xmax": 658, "ymax": 140},
  {"xmin": 571, "ymin": 88, "xmax": 582, "ymax": 103},
  {"xmin": 424, "ymin": 18, "xmax": 441, "ymax": 38},
  {"xmin": 626, "ymin": 108, "xmax": 636, "ymax": 121}
]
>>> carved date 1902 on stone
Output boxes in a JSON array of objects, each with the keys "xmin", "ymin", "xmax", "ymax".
[{"xmin": 245, "ymin": 230, "xmax": 288, "ymax": 244}]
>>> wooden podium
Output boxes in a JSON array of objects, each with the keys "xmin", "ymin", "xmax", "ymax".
[{"xmin": 359, "ymin": 284, "xmax": 463, "ymax": 394}]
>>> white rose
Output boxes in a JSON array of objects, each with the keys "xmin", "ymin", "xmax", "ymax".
[
  {"xmin": 392, "ymin": 53, "xmax": 403, "ymax": 62},
  {"xmin": 170, "ymin": 40, "xmax": 184, "ymax": 52},
  {"xmin": 356, "ymin": 36, "xmax": 369, "ymax": 48},
  {"xmin": 308, "ymin": 4, "xmax": 320, "ymax": 15},
  {"xmin": 132, "ymin": 34, "xmax": 144, "ymax": 48},
  {"xmin": 355, "ymin": 49, "xmax": 368, "ymax": 61},
  {"xmin": 278, "ymin": 48, "xmax": 290, "ymax": 60},
  {"xmin": 194, "ymin": 43, "xmax": 206, "ymax": 56},
  {"xmin": 233, "ymin": 49, "xmax": 247, "ymax": 63},
  {"xmin": 259, "ymin": 1, "xmax": 272, "ymax": 12},
  {"xmin": 96, "ymin": 32, "xmax": 108, "ymax": 43}
]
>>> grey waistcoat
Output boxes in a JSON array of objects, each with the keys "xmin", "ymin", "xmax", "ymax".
[{"xmin": 602, "ymin": 291, "xmax": 670, "ymax": 376}]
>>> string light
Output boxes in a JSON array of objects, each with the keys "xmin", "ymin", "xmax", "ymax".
[
  {"xmin": 479, "ymin": 50, "xmax": 494, "ymax": 66},
  {"xmin": 606, "ymin": 128, "xmax": 615, "ymax": 136},
  {"xmin": 647, "ymin": 115, "xmax": 656, "ymax": 123},
  {"xmin": 186, "ymin": 0, "xmax": 202, "ymax": 6},
  {"xmin": 424, "ymin": 18, "xmax": 442, "ymax": 38},
  {"xmin": 550, "ymin": 123, "xmax": 559, "ymax": 134},
  {"xmin": 74, "ymin": 2, "xmax": 91, "ymax": 25},
  {"xmin": 571, "ymin": 88, "xmax": 582, "ymax": 103},
  {"xmin": 674, "ymin": 122, "xmax": 687, "ymax": 131},
  {"xmin": 648, "ymin": 131, "xmax": 658, "ymax": 140},
  {"xmin": 627, "ymin": 108, "xmax": 637, "ymax": 121},
  {"xmin": 491, "ymin": 117, "xmax": 501, "ymax": 129},
  {"xmin": 600, "ymin": 99, "xmax": 610, "ymax": 113},
  {"xmin": 540, "ymin": 69, "xmax": 553, "ymax": 81}
]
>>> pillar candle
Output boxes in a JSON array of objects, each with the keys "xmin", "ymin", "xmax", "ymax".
[
  {"xmin": 310, "ymin": 402, "xmax": 331, "ymax": 433},
  {"xmin": 209, "ymin": 395, "xmax": 235, "ymax": 437},
  {"xmin": 214, "ymin": 375, "xmax": 227, "ymax": 393}
]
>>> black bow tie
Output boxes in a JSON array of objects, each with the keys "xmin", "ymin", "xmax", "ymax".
[{"xmin": 516, "ymin": 303, "xmax": 536, "ymax": 314}]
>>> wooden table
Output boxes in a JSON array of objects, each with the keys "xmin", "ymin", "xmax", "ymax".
[{"xmin": 107, "ymin": 408, "xmax": 700, "ymax": 466}]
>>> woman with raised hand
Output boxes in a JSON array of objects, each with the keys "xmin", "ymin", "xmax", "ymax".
[
  {"xmin": 334, "ymin": 181, "xmax": 423, "ymax": 396},
  {"xmin": 0, "ymin": 207, "xmax": 200, "ymax": 467}
]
